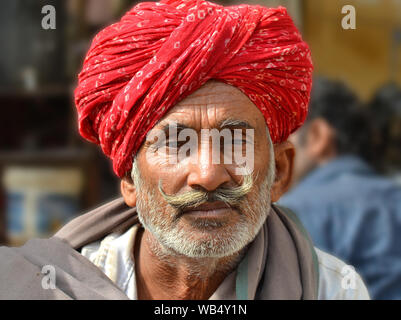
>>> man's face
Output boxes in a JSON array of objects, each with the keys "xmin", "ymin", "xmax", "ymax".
[
  {"xmin": 288, "ymin": 119, "xmax": 336, "ymax": 187},
  {"xmin": 288, "ymin": 128, "xmax": 314, "ymax": 186},
  {"xmin": 130, "ymin": 81, "xmax": 276, "ymax": 258}
]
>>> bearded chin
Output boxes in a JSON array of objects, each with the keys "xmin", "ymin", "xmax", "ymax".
[{"xmin": 134, "ymin": 173, "xmax": 272, "ymax": 259}]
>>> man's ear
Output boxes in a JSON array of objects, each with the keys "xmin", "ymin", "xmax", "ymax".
[
  {"xmin": 270, "ymin": 140, "xmax": 295, "ymax": 202},
  {"xmin": 121, "ymin": 176, "xmax": 137, "ymax": 207}
]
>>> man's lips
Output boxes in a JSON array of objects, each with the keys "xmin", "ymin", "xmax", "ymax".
[{"xmin": 182, "ymin": 201, "xmax": 236, "ymax": 218}]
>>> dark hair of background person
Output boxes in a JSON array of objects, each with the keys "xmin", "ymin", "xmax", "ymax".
[
  {"xmin": 299, "ymin": 76, "xmax": 375, "ymax": 164},
  {"xmin": 366, "ymin": 82, "xmax": 401, "ymax": 173}
]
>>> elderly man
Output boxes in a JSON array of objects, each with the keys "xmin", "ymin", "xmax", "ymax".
[{"xmin": 0, "ymin": 0, "xmax": 368, "ymax": 300}]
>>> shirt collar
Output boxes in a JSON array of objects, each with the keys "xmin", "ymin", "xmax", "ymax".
[{"xmin": 82, "ymin": 219, "xmax": 268, "ymax": 300}]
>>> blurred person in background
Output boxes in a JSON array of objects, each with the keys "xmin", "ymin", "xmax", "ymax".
[
  {"xmin": 279, "ymin": 77, "xmax": 401, "ymax": 299},
  {"xmin": 367, "ymin": 83, "xmax": 401, "ymax": 186}
]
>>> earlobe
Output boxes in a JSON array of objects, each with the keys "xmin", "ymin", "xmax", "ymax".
[
  {"xmin": 270, "ymin": 141, "xmax": 295, "ymax": 202},
  {"xmin": 121, "ymin": 177, "xmax": 137, "ymax": 207}
]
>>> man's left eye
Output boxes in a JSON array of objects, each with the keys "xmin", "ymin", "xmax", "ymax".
[
  {"xmin": 167, "ymin": 140, "xmax": 186, "ymax": 148},
  {"xmin": 231, "ymin": 139, "xmax": 248, "ymax": 145}
]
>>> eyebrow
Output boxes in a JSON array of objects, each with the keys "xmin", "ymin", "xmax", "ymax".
[
  {"xmin": 157, "ymin": 118, "xmax": 255, "ymax": 133},
  {"xmin": 158, "ymin": 122, "xmax": 190, "ymax": 135},
  {"xmin": 218, "ymin": 118, "xmax": 255, "ymax": 130}
]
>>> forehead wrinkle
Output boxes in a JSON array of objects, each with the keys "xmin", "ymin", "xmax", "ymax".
[
  {"xmin": 175, "ymin": 81, "xmax": 252, "ymax": 107},
  {"xmin": 157, "ymin": 104, "xmax": 262, "ymax": 132},
  {"xmin": 176, "ymin": 92, "xmax": 251, "ymax": 108},
  {"xmin": 155, "ymin": 82, "xmax": 263, "ymax": 131}
]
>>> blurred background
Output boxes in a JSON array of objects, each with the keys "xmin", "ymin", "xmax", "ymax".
[{"xmin": 0, "ymin": 0, "xmax": 400, "ymax": 249}]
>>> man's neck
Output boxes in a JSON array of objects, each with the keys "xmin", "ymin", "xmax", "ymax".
[{"xmin": 133, "ymin": 228, "xmax": 245, "ymax": 300}]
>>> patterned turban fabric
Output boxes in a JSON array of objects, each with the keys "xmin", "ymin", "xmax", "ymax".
[{"xmin": 75, "ymin": 0, "xmax": 313, "ymax": 178}]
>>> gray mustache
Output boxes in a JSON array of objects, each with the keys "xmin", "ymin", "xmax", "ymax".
[{"xmin": 158, "ymin": 174, "xmax": 253, "ymax": 212}]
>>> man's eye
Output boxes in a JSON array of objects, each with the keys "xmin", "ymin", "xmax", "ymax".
[
  {"xmin": 167, "ymin": 140, "xmax": 185, "ymax": 148},
  {"xmin": 166, "ymin": 140, "xmax": 177, "ymax": 147},
  {"xmin": 231, "ymin": 139, "xmax": 248, "ymax": 145}
]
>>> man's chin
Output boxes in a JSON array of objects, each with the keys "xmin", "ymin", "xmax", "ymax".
[
  {"xmin": 138, "ymin": 208, "xmax": 263, "ymax": 258},
  {"xmin": 180, "ymin": 207, "xmax": 239, "ymax": 220},
  {"xmin": 180, "ymin": 213, "xmax": 242, "ymax": 233},
  {"xmin": 160, "ymin": 220, "xmax": 256, "ymax": 258}
]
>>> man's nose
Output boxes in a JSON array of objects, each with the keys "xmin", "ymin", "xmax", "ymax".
[{"xmin": 187, "ymin": 143, "xmax": 231, "ymax": 192}]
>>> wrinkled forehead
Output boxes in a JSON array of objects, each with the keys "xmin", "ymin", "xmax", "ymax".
[{"xmin": 152, "ymin": 80, "xmax": 267, "ymax": 132}]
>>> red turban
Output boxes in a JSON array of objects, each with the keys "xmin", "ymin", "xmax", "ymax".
[{"xmin": 75, "ymin": 0, "xmax": 313, "ymax": 178}]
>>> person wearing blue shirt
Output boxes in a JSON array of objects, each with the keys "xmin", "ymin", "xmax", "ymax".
[{"xmin": 279, "ymin": 77, "xmax": 401, "ymax": 299}]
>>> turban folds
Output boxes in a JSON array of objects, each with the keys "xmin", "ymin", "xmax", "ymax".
[{"xmin": 75, "ymin": 0, "xmax": 313, "ymax": 178}]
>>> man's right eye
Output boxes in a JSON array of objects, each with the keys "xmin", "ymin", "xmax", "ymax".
[
  {"xmin": 167, "ymin": 138, "xmax": 191, "ymax": 148},
  {"xmin": 167, "ymin": 140, "xmax": 179, "ymax": 148}
]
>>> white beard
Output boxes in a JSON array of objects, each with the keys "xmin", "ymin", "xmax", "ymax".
[{"xmin": 133, "ymin": 162, "xmax": 273, "ymax": 259}]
